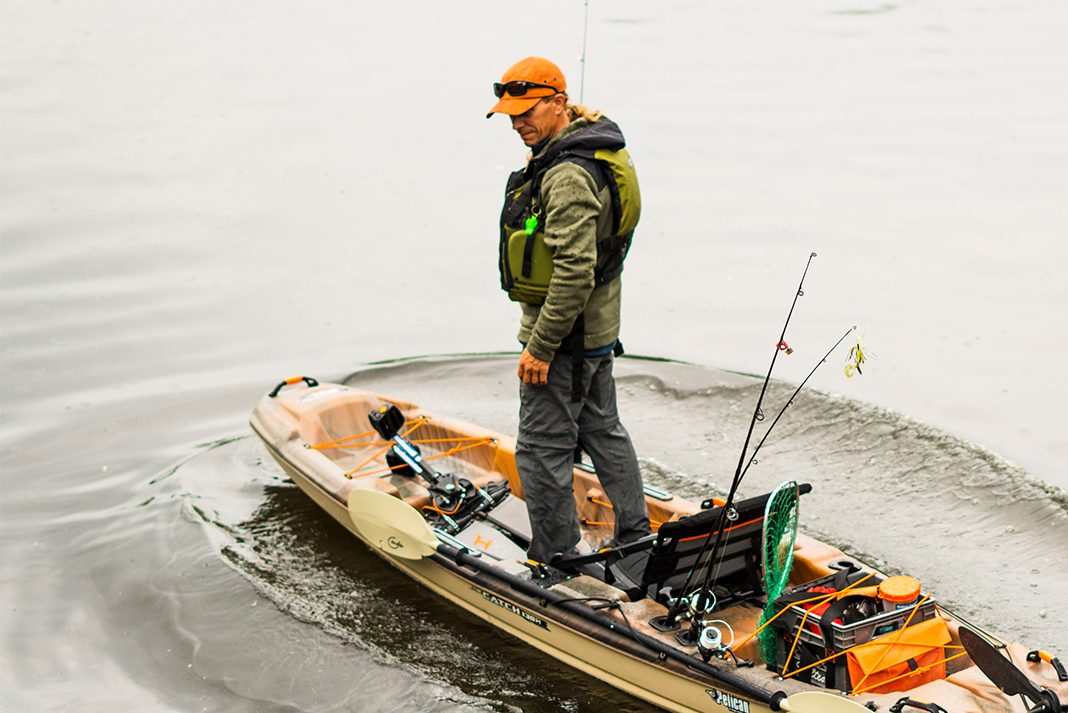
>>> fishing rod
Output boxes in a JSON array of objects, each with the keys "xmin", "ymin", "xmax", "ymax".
[
  {"xmin": 683, "ymin": 253, "xmax": 818, "ymax": 621},
  {"xmin": 735, "ymin": 325, "xmax": 856, "ymax": 483},
  {"xmin": 579, "ymin": 0, "xmax": 590, "ymax": 103}
]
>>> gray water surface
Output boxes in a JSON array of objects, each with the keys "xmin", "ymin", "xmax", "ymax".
[{"xmin": 3, "ymin": 1, "xmax": 1066, "ymax": 710}]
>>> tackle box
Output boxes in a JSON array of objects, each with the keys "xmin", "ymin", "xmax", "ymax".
[{"xmin": 767, "ymin": 571, "xmax": 938, "ymax": 691}]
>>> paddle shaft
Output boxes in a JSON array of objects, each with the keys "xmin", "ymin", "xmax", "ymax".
[
  {"xmin": 440, "ymin": 544, "xmax": 783, "ymax": 705},
  {"xmin": 346, "ymin": 464, "xmax": 854, "ymax": 713}
]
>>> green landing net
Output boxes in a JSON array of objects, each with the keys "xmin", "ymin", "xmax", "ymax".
[{"xmin": 758, "ymin": 480, "xmax": 800, "ymax": 664}]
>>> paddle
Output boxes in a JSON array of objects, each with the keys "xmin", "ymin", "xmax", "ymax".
[
  {"xmin": 776, "ymin": 691, "xmax": 872, "ymax": 712},
  {"xmin": 345, "ymin": 490, "xmax": 875, "ymax": 713},
  {"xmin": 959, "ymin": 627, "xmax": 1063, "ymax": 712},
  {"xmin": 346, "ymin": 488, "xmax": 438, "ymax": 560}
]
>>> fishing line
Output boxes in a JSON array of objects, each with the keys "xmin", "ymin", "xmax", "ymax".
[
  {"xmin": 685, "ymin": 253, "xmax": 817, "ymax": 616},
  {"xmin": 737, "ymin": 326, "xmax": 856, "ymax": 482},
  {"xmin": 696, "ymin": 309, "xmax": 850, "ymax": 615},
  {"xmin": 690, "ymin": 324, "xmax": 852, "ymax": 616}
]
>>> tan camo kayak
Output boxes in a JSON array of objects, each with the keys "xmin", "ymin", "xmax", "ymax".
[{"xmin": 250, "ymin": 376, "xmax": 1068, "ymax": 713}]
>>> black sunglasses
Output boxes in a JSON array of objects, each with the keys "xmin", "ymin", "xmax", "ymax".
[{"xmin": 493, "ymin": 80, "xmax": 558, "ymax": 98}]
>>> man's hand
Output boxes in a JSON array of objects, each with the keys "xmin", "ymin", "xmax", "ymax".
[{"xmin": 517, "ymin": 349, "xmax": 550, "ymax": 386}]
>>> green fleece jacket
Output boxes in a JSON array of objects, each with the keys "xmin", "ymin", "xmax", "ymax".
[{"xmin": 515, "ymin": 117, "xmax": 631, "ymax": 362}]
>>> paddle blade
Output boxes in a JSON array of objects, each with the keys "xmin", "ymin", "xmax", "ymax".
[
  {"xmin": 782, "ymin": 691, "xmax": 871, "ymax": 713},
  {"xmin": 959, "ymin": 627, "xmax": 1044, "ymax": 701},
  {"xmin": 347, "ymin": 488, "xmax": 438, "ymax": 560}
]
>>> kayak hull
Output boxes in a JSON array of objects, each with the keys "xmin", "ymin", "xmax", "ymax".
[
  {"xmin": 250, "ymin": 378, "xmax": 1068, "ymax": 713},
  {"xmin": 255, "ymin": 426, "xmax": 769, "ymax": 713}
]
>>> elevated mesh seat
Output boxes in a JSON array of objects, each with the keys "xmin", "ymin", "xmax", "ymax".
[{"xmin": 611, "ymin": 488, "xmax": 802, "ymax": 605}]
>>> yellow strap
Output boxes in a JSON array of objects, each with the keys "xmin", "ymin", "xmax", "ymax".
[
  {"xmin": 346, "ymin": 437, "xmax": 495, "ymax": 479},
  {"xmin": 851, "ymin": 595, "xmax": 930, "ymax": 691},
  {"xmin": 735, "ymin": 572, "xmax": 876, "ymax": 653}
]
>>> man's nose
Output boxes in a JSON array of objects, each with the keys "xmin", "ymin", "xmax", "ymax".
[{"xmin": 510, "ymin": 115, "xmax": 524, "ymax": 129}]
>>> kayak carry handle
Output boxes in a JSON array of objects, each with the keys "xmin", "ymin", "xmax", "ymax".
[
  {"xmin": 268, "ymin": 375, "xmax": 320, "ymax": 398},
  {"xmin": 1028, "ymin": 650, "xmax": 1068, "ymax": 682},
  {"xmin": 889, "ymin": 697, "xmax": 948, "ymax": 713}
]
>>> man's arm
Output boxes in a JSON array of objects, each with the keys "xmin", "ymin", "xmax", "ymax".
[{"xmin": 524, "ymin": 162, "xmax": 602, "ymax": 364}]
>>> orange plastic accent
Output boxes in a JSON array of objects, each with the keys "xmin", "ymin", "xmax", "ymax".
[
  {"xmin": 678, "ymin": 515, "xmax": 764, "ymax": 543},
  {"xmin": 285, "ymin": 376, "xmax": 303, "ymax": 385},
  {"xmin": 879, "ymin": 575, "xmax": 922, "ymax": 604}
]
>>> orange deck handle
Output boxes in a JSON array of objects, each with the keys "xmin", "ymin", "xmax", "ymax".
[
  {"xmin": 268, "ymin": 375, "xmax": 320, "ymax": 398},
  {"xmin": 1027, "ymin": 650, "xmax": 1068, "ymax": 681}
]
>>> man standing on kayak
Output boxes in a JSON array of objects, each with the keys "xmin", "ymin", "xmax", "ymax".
[{"xmin": 487, "ymin": 57, "xmax": 651, "ymax": 565}]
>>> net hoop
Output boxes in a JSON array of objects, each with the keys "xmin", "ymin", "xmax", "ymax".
[{"xmin": 758, "ymin": 479, "xmax": 800, "ymax": 663}]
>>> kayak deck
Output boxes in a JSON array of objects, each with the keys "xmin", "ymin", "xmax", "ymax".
[{"xmin": 250, "ymin": 378, "xmax": 1068, "ymax": 713}]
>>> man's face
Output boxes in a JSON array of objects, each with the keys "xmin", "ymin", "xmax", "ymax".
[{"xmin": 510, "ymin": 95, "xmax": 566, "ymax": 146}]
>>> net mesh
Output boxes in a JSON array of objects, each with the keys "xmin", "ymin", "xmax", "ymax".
[{"xmin": 758, "ymin": 480, "xmax": 800, "ymax": 664}]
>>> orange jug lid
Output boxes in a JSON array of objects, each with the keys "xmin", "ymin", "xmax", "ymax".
[{"xmin": 879, "ymin": 575, "xmax": 921, "ymax": 603}]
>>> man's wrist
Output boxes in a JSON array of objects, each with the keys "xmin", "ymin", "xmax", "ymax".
[{"xmin": 525, "ymin": 339, "xmax": 555, "ymax": 363}]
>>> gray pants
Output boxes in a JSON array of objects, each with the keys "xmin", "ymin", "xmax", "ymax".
[{"xmin": 516, "ymin": 352, "xmax": 651, "ymax": 563}]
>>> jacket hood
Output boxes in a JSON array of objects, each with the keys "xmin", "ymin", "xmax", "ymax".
[{"xmin": 530, "ymin": 116, "xmax": 626, "ymax": 171}]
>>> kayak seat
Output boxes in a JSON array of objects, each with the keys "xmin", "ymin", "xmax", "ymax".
[{"xmin": 609, "ymin": 487, "xmax": 806, "ymax": 606}]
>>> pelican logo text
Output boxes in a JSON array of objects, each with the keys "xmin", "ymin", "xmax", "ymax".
[
  {"xmin": 471, "ymin": 586, "xmax": 547, "ymax": 629},
  {"xmin": 705, "ymin": 688, "xmax": 750, "ymax": 713},
  {"xmin": 386, "ymin": 537, "xmax": 404, "ymax": 550}
]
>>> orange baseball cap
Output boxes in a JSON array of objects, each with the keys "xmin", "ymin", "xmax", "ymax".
[{"xmin": 486, "ymin": 57, "xmax": 567, "ymax": 119}]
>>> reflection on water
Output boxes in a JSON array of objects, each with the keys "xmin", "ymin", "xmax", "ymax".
[{"xmin": 229, "ymin": 483, "xmax": 644, "ymax": 713}]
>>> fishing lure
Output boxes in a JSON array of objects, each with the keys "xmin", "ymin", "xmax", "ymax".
[{"xmin": 845, "ymin": 337, "xmax": 866, "ymax": 378}]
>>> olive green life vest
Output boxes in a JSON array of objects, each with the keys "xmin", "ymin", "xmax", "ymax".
[{"xmin": 499, "ymin": 146, "xmax": 641, "ymax": 305}]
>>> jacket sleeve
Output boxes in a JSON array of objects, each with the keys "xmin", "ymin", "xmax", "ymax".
[{"xmin": 525, "ymin": 162, "xmax": 601, "ymax": 362}]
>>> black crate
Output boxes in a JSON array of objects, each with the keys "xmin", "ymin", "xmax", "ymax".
[
  {"xmin": 770, "ymin": 634, "xmax": 850, "ymax": 690},
  {"xmin": 767, "ymin": 571, "xmax": 937, "ymax": 692}
]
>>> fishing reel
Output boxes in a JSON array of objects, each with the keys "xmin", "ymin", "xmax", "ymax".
[
  {"xmin": 424, "ymin": 475, "xmax": 504, "ymax": 534},
  {"xmin": 664, "ymin": 589, "xmax": 751, "ymax": 667},
  {"xmin": 695, "ymin": 620, "xmax": 750, "ymax": 668}
]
